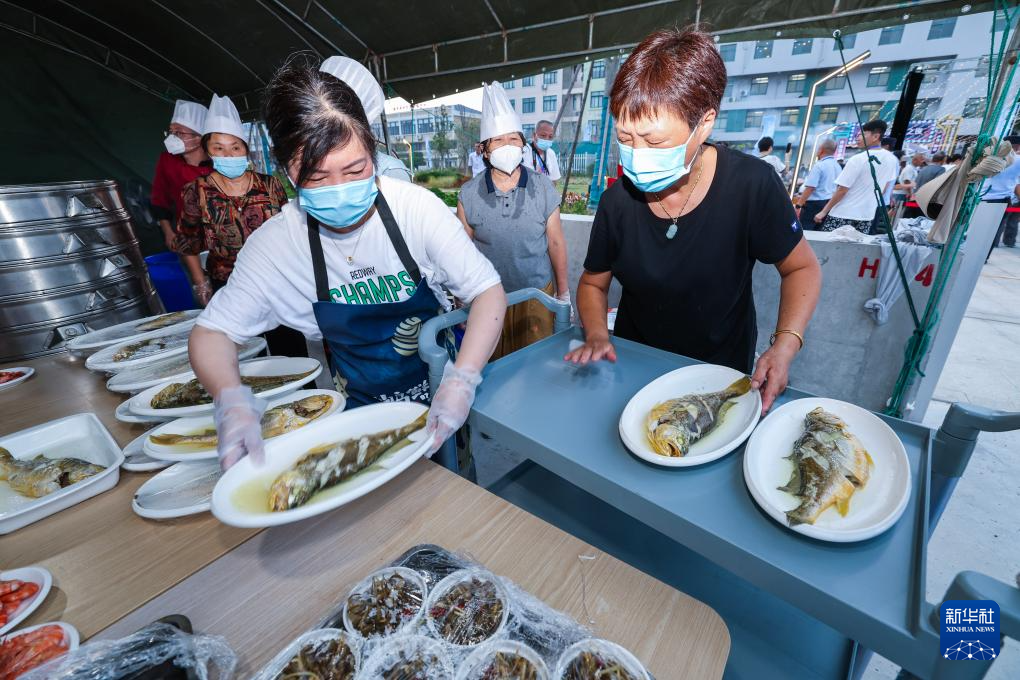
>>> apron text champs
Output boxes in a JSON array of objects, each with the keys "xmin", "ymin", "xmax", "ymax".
[{"xmin": 329, "ymin": 270, "xmax": 417, "ymax": 304}]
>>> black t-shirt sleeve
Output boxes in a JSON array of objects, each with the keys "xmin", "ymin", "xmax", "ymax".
[
  {"xmin": 749, "ymin": 167, "xmax": 803, "ymax": 264},
  {"xmin": 583, "ymin": 188, "xmax": 618, "ymax": 273}
]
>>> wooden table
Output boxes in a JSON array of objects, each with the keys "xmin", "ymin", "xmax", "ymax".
[
  {"xmin": 100, "ymin": 462, "xmax": 731, "ymax": 679},
  {"xmin": 3, "ymin": 354, "xmax": 731, "ymax": 678},
  {"xmin": 1, "ymin": 355, "xmax": 259, "ymax": 635}
]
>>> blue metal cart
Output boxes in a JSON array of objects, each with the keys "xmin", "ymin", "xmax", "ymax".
[{"xmin": 420, "ymin": 290, "xmax": 1020, "ymax": 680}]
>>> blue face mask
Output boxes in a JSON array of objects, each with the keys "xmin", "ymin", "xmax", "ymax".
[
  {"xmin": 299, "ymin": 176, "xmax": 378, "ymax": 228},
  {"xmin": 212, "ymin": 156, "xmax": 249, "ymax": 179},
  {"xmin": 617, "ymin": 122, "xmax": 702, "ymax": 193},
  {"xmin": 535, "ymin": 138, "xmax": 554, "ymax": 151}
]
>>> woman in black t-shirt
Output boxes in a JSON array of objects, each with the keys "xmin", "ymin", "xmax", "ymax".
[{"xmin": 564, "ymin": 28, "xmax": 821, "ymax": 413}]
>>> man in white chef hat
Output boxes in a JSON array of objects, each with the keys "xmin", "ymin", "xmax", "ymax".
[
  {"xmin": 151, "ymin": 100, "xmax": 211, "ymax": 250},
  {"xmin": 455, "ymin": 81, "xmax": 570, "ymax": 357},
  {"xmin": 319, "ymin": 56, "xmax": 413, "ymax": 182}
]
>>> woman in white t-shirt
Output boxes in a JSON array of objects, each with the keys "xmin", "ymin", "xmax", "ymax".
[{"xmin": 189, "ymin": 57, "xmax": 507, "ymax": 468}]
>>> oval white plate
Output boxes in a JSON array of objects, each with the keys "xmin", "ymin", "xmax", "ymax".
[
  {"xmin": 67, "ymin": 310, "xmax": 201, "ymax": 352},
  {"xmin": 115, "ymin": 400, "xmax": 172, "ymax": 425},
  {"xmin": 619, "ymin": 364, "xmax": 761, "ymax": 467},
  {"xmin": 743, "ymin": 397, "xmax": 912, "ymax": 542},
  {"xmin": 212, "ymin": 401, "xmax": 432, "ymax": 528},
  {"xmin": 85, "ymin": 328, "xmax": 193, "ymax": 374},
  {"xmin": 0, "ymin": 566, "xmax": 52, "ymax": 635},
  {"xmin": 0, "ymin": 367, "xmax": 34, "ymax": 392},
  {"xmin": 106, "ymin": 338, "xmax": 267, "ymax": 394},
  {"xmin": 128, "ymin": 356, "xmax": 322, "ymax": 419},
  {"xmin": 132, "ymin": 460, "xmax": 222, "ymax": 520},
  {"xmin": 121, "ymin": 428, "xmax": 172, "ymax": 472},
  {"xmin": 143, "ymin": 389, "xmax": 344, "ymax": 462},
  {"xmin": 1, "ymin": 620, "xmax": 80, "ymax": 653}
]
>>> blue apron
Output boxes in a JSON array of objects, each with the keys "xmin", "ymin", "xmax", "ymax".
[{"xmin": 306, "ymin": 192, "xmax": 439, "ymax": 408}]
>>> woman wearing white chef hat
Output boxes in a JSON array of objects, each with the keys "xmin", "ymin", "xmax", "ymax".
[
  {"xmin": 319, "ymin": 56, "xmax": 413, "ymax": 182},
  {"xmin": 151, "ymin": 100, "xmax": 211, "ymax": 251},
  {"xmin": 188, "ymin": 57, "xmax": 506, "ymax": 468},
  {"xmin": 456, "ymin": 82, "xmax": 569, "ymax": 359}
]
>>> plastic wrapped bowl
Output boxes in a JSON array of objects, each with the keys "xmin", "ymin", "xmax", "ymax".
[
  {"xmin": 425, "ymin": 569, "xmax": 510, "ymax": 648},
  {"xmin": 343, "ymin": 567, "xmax": 428, "ymax": 639},
  {"xmin": 251, "ymin": 628, "xmax": 359, "ymax": 680},
  {"xmin": 455, "ymin": 638, "xmax": 550, "ymax": 680},
  {"xmin": 554, "ymin": 639, "xmax": 650, "ymax": 680},
  {"xmin": 358, "ymin": 634, "xmax": 454, "ymax": 679}
]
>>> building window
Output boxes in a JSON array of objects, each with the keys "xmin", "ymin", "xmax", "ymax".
[
  {"xmin": 522, "ymin": 123, "xmax": 535, "ymax": 137},
  {"xmin": 543, "ymin": 95, "xmax": 557, "ymax": 112},
  {"xmin": 724, "ymin": 81, "xmax": 734, "ymax": 98},
  {"xmin": 859, "ymin": 103, "xmax": 882, "ymax": 121},
  {"xmin": 502, "ymin": 80, "xmax": 515, "ymax": 89},
  {"xmin": 750, "ymin": 76, "xmax": 769, "ymax": 95},
  {"xmin": 401, "ymin": 121, "xmax": 413, "ymax": 135},
  {"xmin": 522, "ymin": 97, "xmax": 535, "ymax": 114},
  {"xmin": 976, "ymin": 55, "xmax": 991, "ymax": 76},
  {"xmin": 917, "ymin": 62, "xmax": 946, "ymax": 84},
  {"xmin": 388, "ymin": 122, "xmax": 399, "ymax": 135},
  {"xmin": 571, "ymin": 93, "xmax": 581, "ymax": 110},
  {"xmin": 879, "ymin": 26, "xmax": 903, "ymax": 45},
  {"xmin": 590, "ymin": 91, "xmax": 604, "ymax": 108},
  {"xmin": 522, "ymin": 75, "xmax": 535, "ymax": 86},
  {"xmin": 912, "ymin": 99, "xmax": 937, "ymax": 121},
  {"xmin": 786, "ymin": 73, "xmax": 806, "ymax": 94},
  {"xmin": 834, "ymin": 34, "xmax": 857, "ymax": 50},
  {"xmin": 719, "ymin": 43, "xmax": 736, "ymax": 62},
  {"xmin": 817, "ymin": 106, "xmax": 839, "ymax": 124},
  {"xmin": 780, "ymin": 108, "xmax": 800, "ymax": 126},
  {"xmin": 826, "ymin": 74, "xmax": 846, "ymax": 91},
  {"xmin": 746, "ymin": 109, "xmax": 764, "ymax": 128},
  {"xmin": 543, "ymin": 71, "xmax": 557, "ymax": 85},
  {"xmin": 417, "ymin": 120, "xmax": 433, "ymax": 133},
  {"xmin": 509, "ymin": 99, "xmax": 516, "ymax": 110},
  {"xmin": 753, "ymin": 40, "xmax": 773, "ymax": 59},
  {"xmin": 792, "ymin": 38, "xmax": 813, "ymax": 55},
  {"xmin": 963, "ymin": 97, "xmax": 987, "ymax": 118},
  {"xmin": 994, "ymin": 15, "xmax": 1008, "ymax": 32},
  {"xmin": 587, "ymin": 120, "xmax": 601, "ymax": 140},
  {"xmin": 867, "ymin": 66, "xmax": 891, "ymax": 88},
  {"xmin": 715, "ymin": 111, "xmax": 728, "ymax": 128},
  {"xmin": 928, "ymin": 18, "xmax": 956, "ymax": 40},
  {"xmin": 592, "ymin": 59, "xmax": 606, "ymax": 78}
]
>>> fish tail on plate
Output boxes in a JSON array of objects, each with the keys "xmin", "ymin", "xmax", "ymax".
[
  {"xmin": 267, "ymin": 411, "xmax": 428, "ymax": 511},
  {"xmin": 645, "ymin": 374, "xmax": 753, "ymax": 457}
]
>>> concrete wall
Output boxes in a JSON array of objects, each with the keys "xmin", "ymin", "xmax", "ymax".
[{"xmin": 557, "ymin": 214, "xmax": 956, "ymax": 414}]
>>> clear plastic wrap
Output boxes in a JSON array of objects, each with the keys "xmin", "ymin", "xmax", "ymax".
[
  {"xmin": 455, "ymin": 639, "xmax": 550, "ymax": 680},
  {"xmin": 251, "ymin": 628, "xmax": 360, "ymax": 680},
  {"xmin": 554, "ymin": 639, "xmax": 650, "ymax": 680},
  {"xmin": 358, "ymin": 634, "xmax": 454, "ymax": 679},
  {"xmin": 342, "ymin": 567, "xmax": 428, "ymax": 639},
  {"xmin": 17, "ymin": 622, "xmax": 236, "ymax": 680},
  {"xmin": 424, "ymin": 569, "xmax": 509, "ymax": 648}
]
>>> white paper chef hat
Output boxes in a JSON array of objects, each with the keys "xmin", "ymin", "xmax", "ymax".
[
  {"xmin": 203, "ymin": 94, "xmax": 245, "ymax": 140},
  {"xmin": 320, "ymin": 56, "xmax": 384, "ymax": 123},
  {"xmin": 480, "ymin": 81, "xmax": 522, "ymax": 142},
  {"xmin": 170, "ymin": 100, "xmax": 208, "ymax": 133}
]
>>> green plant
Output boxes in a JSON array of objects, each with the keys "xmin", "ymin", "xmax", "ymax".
[
  {"xmin": 429, "ymin": 187, "xmax": 459, "ymax": 207},
  {"xmin": 561, "ymin": 191, "xmax": 590, "ymax": 215},
  {"xmin": 414, "ymin": 168, "xmax": 461, "ymax": 182}
]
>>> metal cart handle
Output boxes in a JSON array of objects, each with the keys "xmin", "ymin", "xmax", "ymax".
[{"xmin": 418, "ymin": 287, "xmax": 571, "ymax": 471}]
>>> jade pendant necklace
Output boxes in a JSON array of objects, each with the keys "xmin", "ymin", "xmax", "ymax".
[{"xmin": 652, "ymin": 155, "xmax": 704, "ymax": 240}]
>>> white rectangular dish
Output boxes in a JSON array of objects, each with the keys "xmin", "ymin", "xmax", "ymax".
[{"xmin": 0, "ymin": 413, "xmax": 124, "ymax": 534}]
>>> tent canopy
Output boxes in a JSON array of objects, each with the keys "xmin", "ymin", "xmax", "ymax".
[{"xmin": 0, "ymin": 0, "xmax": 995, "ymax": 205}]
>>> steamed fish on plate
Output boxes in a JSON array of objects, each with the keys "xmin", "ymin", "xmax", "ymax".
[
  {"xmin": 0, "ymin": 446, "xmax": 105, "ymax": 498},
  {"xmin": 779, "ymin": 407, "xmax": 873, "ymax": 526},
  {"xmin": 112, "ymin": 333, "xmax": 189, "ymax": 362},
  {"xmin": 646, "ymin": 376, "xmax": 752, "ymax": 457},
  {"xmin": 268, "ymin": 412, "xmax": 428, "ymax": 511},
  {"xmin": 149, "ymin": 394, "xmax": 334, "ymax": 447},
  {"xmin": 149, "ymin": 370, "xmax": 316, "ymax": 409},
  {"xmin": 135, "ymin": 311, "xmax": 190, "ymax": 332}
]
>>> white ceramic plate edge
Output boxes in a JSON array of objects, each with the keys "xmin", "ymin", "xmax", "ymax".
[
  {"xmin": 0, "ymin": 566, "xmax": 52, "ymax": 635},
  {"xmin": 618, "ymin": 365, "xmax": 761, "ymax": 468},
  {"xmin": 742, "ymin": 397, "xmax": 912, "ymax": 543},
  {"xmin": 0, "ymin": 620, "xmax": 80, "ymax": 652},
  {"xmin": 0, "ymin": 367, "xmax": 34, "ymax": 392},
  {"xmin": 66, "ymin": 310, "xmax": 200, "ymax": 351},
  {"xmin": 132, "ymin": 461, "xmax": 221, "ymax": 520}
]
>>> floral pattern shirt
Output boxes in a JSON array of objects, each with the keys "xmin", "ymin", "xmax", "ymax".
[{"xmin": 174, "ymin": 172, "xmax": 287, "ymax": 282}]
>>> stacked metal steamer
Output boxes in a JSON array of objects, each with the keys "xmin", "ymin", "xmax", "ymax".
[{"xmin": 0, "ymin": 181, "xmax": 164, "ymax": 363}]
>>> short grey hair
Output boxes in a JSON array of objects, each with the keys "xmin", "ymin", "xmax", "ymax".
[
  {"xmin": 819, "ymin": 138, "xmax": 836, "ymax": 153},
  {"xmin": 536, "ymin": 119, "xmax": 555, "ymax": 131}
]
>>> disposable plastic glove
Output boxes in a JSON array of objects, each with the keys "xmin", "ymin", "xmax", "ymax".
[
  {"xmin": 214, "ymin": 385, "xmax": 268, "ymax": 470},
  {"xmin": 192, "ymin": 280, "xmax": 213, "ymax": 307},
  {"xmin": 425, "ymin": 362, "xmax": 482, "ymax": 457},
  {"xmin": 555, "ymin": 290, "xmax": 575, "ymax": 323}
]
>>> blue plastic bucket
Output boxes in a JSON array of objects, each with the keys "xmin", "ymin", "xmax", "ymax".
[{"xmin": 144, "ymin": 252, "xmax": 193, "ymax": 312}]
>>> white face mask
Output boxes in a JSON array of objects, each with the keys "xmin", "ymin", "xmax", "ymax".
[
  {"xmin": 163, "ymin": 134, "xmax": 186, "ymax": 155},
  {"xmin": 489, "ymin": 145, "xmax": 523, "ymax": 174}
]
